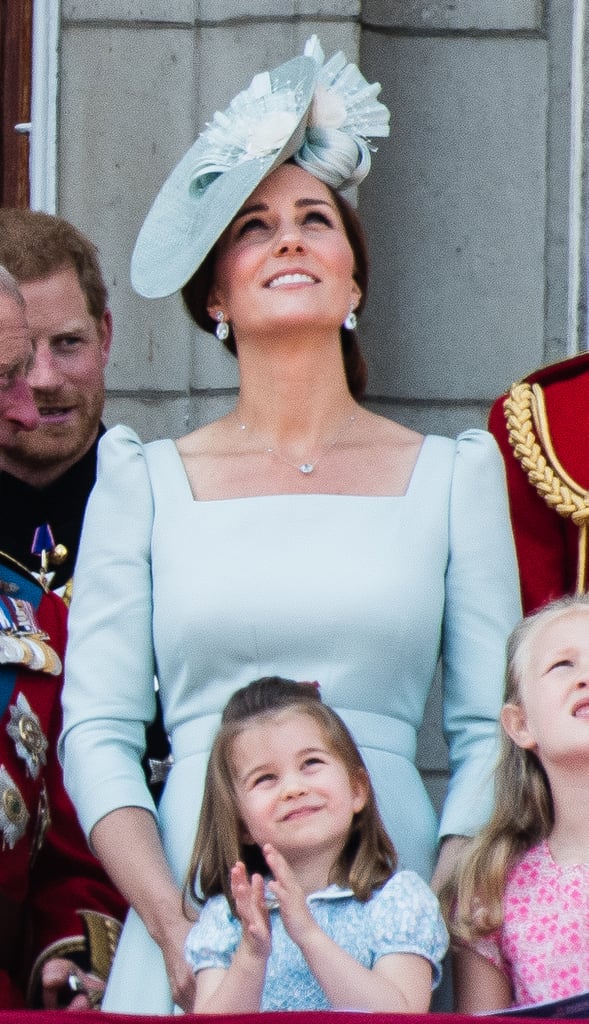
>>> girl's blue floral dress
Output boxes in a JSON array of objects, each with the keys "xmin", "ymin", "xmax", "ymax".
[{"xmin": 185, "ymin": 870, "xmax": 448, "ymax": 1010}]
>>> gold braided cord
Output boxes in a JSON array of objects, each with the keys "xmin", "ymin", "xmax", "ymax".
[
  {"xmin": 78, "ymin": 909, "xmax": 123, "ymax": 982},
  {"xmin": 503, "ymin": 381, "xmax": 589, "ymax": 593},
  {"xmin": 62, "ymin": 575, "xmax": 74, "ymax": 607}
]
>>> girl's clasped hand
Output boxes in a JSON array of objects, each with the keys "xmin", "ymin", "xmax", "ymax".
[
  {"xmin": 231, "ymin": 846, "xmax": 324, "ymax": 962},
  {"xmin": 229, "ymin": 858, "xmax": 272, "ymax": 961}
]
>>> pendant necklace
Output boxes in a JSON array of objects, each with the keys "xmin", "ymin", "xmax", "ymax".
[{"xmin": 238, "ymin": 413, "xmax": 357, "ymax": 475}]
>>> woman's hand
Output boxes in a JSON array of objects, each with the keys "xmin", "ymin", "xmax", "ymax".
[
  {"xmin": 231, "ymin": 861, "xmax": 271, "ymax": 960},
  {"xmin": 156, "ymin": 914, "xmax": 195, "ymax": 1011}
]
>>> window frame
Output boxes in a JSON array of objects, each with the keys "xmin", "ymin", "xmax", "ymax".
[
  {"xmin": 30, "ymin": 0, "xmax": 59, "ymax": 212},
  {"xmin": 0, "ymin": 0, "xmax": 33, "ymax": 207},
  {"xmin": 0, "ymin": 0, "xmax": 58, "ymax": 211}
]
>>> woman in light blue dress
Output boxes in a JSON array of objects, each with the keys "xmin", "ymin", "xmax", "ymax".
[{"xmin": 60, "ymin": 38, "xmax": 521, "ymax": 1015}]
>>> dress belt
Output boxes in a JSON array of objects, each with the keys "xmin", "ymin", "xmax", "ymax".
[
  {"xmin": 171, "ymin": 709, "xmax": 416, "ymax": 763},
  {"xmin": 171, "ymin": 713, "xmax": 222, "ymax": 761}
]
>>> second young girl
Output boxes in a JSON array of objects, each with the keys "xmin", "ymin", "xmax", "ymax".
[
  {"xmin": 183, "ymin": 676, "xmax": 448, "ymax": 1013},
  {"xmin": 448, "ymin": 594, "xmax": 589, "ymax": 1012}
]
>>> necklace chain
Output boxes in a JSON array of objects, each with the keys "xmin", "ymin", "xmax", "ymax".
[{"xmin": 238, "ymin": 414, "xmax": 357, "ymax": 474}]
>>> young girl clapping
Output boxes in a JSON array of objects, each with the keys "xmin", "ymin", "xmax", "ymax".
[
  {"xmin": 184, "ymin": 676, "xmax": 448, "ymax": 1013},
  {"xmin": 448, "ymin": 595, "xmax": 589, "ymax": 1012}
]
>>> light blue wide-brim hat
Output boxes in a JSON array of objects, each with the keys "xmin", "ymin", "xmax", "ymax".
[{"xmin": 131, "ymin": 38, "xmax": 390, "ymax": 300}]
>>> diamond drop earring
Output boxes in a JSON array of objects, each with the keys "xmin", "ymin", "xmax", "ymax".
[
  {"xmin": 344, "ymin": 306, "xmax": 358, "ymax": 331},
  {"xmin": 215, "ymin": 311, "xmax": 230, "ymax": 341}
]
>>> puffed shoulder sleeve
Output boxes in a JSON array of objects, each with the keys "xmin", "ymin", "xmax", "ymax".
[
  {"xmin": 60, "ymin": 425, "xmax": 157, "ymax": 837},
  {"xmin": 184, "ymin": 896, "xmax": 241, "ymax": 974},
  {"xmin": 439, "ymin": 429, "xmax": 521, "ymax": 839},
  {"xmin": 369, "ymin": 872, "xmax": 449, "ymax": 987}
]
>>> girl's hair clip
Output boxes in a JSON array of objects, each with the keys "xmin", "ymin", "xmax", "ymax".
[{"xmin": 299, "ymin": 679, "xmax": 321, "ymax": 691}]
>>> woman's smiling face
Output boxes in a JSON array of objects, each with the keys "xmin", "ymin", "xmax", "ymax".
[{"xmin": 207, "ymin": 162, "xmax": 361, "ymax": 340}]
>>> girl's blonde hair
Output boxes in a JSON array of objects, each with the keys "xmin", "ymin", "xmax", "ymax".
[
  {"xmin": 184, "ymin": 676, "xmax": 396, "ymax": 913},
  {"xmin": 446, "ymin": 593, "xmax": 589, "ymax": 945}
]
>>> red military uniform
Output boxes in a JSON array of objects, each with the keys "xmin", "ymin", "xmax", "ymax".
[
  {"xmin": 0, "ymin": 552, "xmax": 126, "ymax": 1007},
  {"xmin": 488, "ymin": 351, "xmax": 589, "ymax": 613}
]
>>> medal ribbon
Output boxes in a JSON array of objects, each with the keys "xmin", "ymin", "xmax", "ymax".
[{"xmin": 0, "ymin": 562, "xmax": 44, "ymax": 719}]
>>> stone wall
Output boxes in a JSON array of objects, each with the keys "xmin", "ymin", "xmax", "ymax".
[{"xmin": 56, "ymin": 0, "xmax": 586, "ymax": 815}]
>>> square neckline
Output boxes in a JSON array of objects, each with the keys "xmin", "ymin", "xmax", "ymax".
[{"xmin": 166, "ymin": 433, "xmax": 435, "ymax": 504}]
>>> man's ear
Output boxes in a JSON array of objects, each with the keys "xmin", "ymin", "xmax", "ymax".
[{"xmin": 501, "ymin": 702, "xmax": 537, "ymax": 750}]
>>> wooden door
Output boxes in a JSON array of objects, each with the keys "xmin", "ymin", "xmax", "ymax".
[{"xmin": 0, "ymin": 0, "xmax": 33, "ymax": 207}]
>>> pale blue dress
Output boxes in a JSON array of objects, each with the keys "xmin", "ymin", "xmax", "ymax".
[
  {"xmin": 60, "ymin": 425, "xmax": 521, "ymax": 1014},
  {"xmin": 184, "ymin": 872, "xmax": 449, "ymax": 1008}
]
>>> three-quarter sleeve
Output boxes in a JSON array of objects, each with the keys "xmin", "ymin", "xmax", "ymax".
[
  {"xmin": 439, "ymin": 429, "xmax": 521, "ymax": 840},
  {"xmin": 59, "ymin": 426, "xmax": 158, "ymax": 838}
]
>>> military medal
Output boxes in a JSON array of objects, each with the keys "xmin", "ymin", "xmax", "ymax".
[
  {"xmin": 1, "ymin": 596, "xmax": 40, "ymax": 635},
  {"xmin": 0, "ymin": 603, "xmax": 12, "ymax": 630},
  {"xmin": 0, "ymin": 764, "xmax": 29, "ymax": 849},
  {"xmin": 31, "ymin": 523, "xmax": 68, "ymax": 591},
  {"xmin": 7, "ymin": 693, "xmax": 48, "ymax": 779},
  {"xmin": 0, "ymin": 594, "xmax": 63, "ymax": 676},
  {"xmin": 0, "ymin": 635, "xmax": 27, "ymax": 665}
]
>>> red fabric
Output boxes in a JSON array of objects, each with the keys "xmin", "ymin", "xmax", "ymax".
[
  {"xmin": 0, "ymin": 583, "xmax": 127, "ymax": 1007},
  {"xmin": 0, "ymin": 1013, "xmax": 563, "ymax": 1023},
  {"xmin": 0, "ymin": 981, "xmax": 24, "ymax": 1012},
  {"xmin": 488, "ymin": 351, "xmax": 589, "ymax": 613},
  {"xmin": 0, "ymin": 1011, "xmax": 571, "ymax": 1023}
]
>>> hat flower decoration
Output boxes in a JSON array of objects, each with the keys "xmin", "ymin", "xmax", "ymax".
[
  {"xmin": 298, "ymin": 35, "xmax": 390, "ymax": 190},
  {"xmin": 131, "ymin": 35, "xmax": 390, "ymax": 299}
]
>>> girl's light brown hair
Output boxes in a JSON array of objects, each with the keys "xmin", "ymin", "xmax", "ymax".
[
  {"xmin": 445, "ymin": 594, "xmax": 589, "ymax": 945},
  {"xmin": 184, "ymin": 676, "xmax": 396, "ymax": 914}
]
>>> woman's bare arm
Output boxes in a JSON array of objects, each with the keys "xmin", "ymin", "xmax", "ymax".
[{"xmin": 90, "ymin": 807, "xmax": 195, "ymax": 1011}]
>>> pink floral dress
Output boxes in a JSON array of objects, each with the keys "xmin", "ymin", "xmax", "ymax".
[{"xmin": 475, "ymin": 840, "xmax": 589, "ymax": 1005}]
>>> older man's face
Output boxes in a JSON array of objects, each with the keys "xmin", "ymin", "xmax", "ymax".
[{"xmin": 0, "ymin": 292, "xmax": 40, "ymax": 444}]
